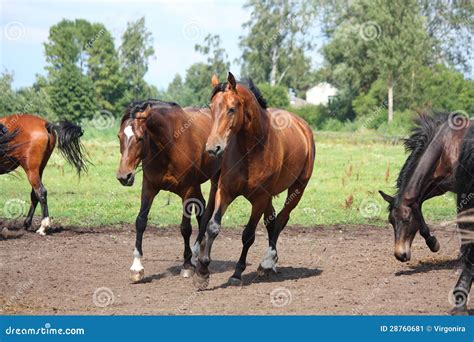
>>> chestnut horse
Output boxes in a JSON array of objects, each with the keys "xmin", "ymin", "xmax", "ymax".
[
  {"xmin": 116, "ymin": 100, "xmax": 220, "ymax": 282},
  {"xmin": 0, "ymin": 114, "xmax": 88, "ymax": 235},
  {"xmin": 379, "ymin": 113, "xmax": 473, "ymax": 314},
  {"xmin": 193, "ymin": 73, "xmax": 315, "ymax": 288}
]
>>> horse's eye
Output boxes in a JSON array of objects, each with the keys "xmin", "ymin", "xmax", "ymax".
[{"xmin": 227, "ymin": 107, "xmax": 235, "ymax": 115}]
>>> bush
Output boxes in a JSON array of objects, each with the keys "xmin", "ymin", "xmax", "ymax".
[
  {"xmin": 377, "ymin": 110, "xmax": 414, "ymax": 136},
  {"xmin": 321, "ymin": 118, "xmax": 345, "ymax": 131},
  {"xmin": 257, "ymin": 83, "xmax": 290, "ymax": 108},
  {"xmin": 287, "ymin": 104, "xmax": 331, "ymax": 128}
]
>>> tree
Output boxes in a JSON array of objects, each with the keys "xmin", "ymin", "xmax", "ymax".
[
  {"xmin": 239, "ymin": 0, "xmax": 316, "ymax": 95},
  {"xmin": 49, "ymin": 64, "xmax": 97, "ymax": 121},
  {"xmin": 163, "ymin": 34, "xmax": 230, "ymax": 106},
  {"xmin": 119, "ymin": 17, "xmax": 155, "ymax": 100}
]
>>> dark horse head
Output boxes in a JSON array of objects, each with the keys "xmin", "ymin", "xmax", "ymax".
[
  {"xmin": 117, "ymin": 101, "xmax": 151, "ymax": 186},
  {"xmin": 116, "ymin": 99, "xmax": 180, "ymax": 186},
  {"xmin": 379, "ymin": 114, "xmax": 456, "ymax": 262}
]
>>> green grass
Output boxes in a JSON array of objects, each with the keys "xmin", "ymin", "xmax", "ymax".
[{"xmin": 0, "ymin": 126, "xmax": 457, "ymax": 228}]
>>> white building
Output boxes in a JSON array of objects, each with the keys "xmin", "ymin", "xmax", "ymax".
[{"xmin": 305, "ymin": 82, "xmax": 338, "ymax": 106}]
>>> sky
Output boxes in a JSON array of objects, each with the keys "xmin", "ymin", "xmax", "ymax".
[{"xmin": 0, "ymin": 0, "xmax": 260, "ymax": 90}]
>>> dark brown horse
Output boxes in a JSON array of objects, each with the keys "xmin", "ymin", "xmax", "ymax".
[
  {"xmin": 116, "ymin": 100, "xmax": 220, "ymax": 282},
  {"xmin": 0, "ymin": 114, "xmax": 88, "ymax": 235},
  {"xmin": 379, "ymin": 113, "xmax": 473, "ymax": 314},
  {"xmin": 193, "ymin": 73, "xmax": 315, "ymax": 288}
]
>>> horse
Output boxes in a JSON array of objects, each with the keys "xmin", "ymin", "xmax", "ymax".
[
  {"xmin": 379, "ymin": 113, "xmax": 473, "ymax": 314},
  {"xmin": 116, "ymin": 99, "xmax": 220, "ymax": 283},
  {"xmin": 0, "ymin": 113, "xmax": 88, "ymax": 235},
  {"xmin": 193, "ymin": 73, "xmax": 315, "ymax": 288}
]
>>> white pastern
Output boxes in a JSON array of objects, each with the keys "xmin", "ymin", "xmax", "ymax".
[
  {"xmin": 36, "ymin": 217, "xmax": 50, "ymax": 236},
  {"xmin": 130, "ymin": 248, "xmax": 144, "ymax": 272},
  {"xmin": 124, "ymin": 125, "xmax": 134, "ymax": 140},
  {"xmin": 260, "ymin": 247, "xmax": 278, "ymax": 271}
]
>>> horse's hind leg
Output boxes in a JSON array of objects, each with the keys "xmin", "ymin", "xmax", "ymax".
[
  {"xmin": 23, "ymin": 188, "xmax": 38, "ymax": 230},
  {"xmin": 258, "ymin": 181, "xmax": 308, "ymax": 275},
  {"xmin": 179, "ymin": 187, "xmax": 206, "ymax": 278}
]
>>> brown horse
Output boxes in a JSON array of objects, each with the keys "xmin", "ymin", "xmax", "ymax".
[
  {"xmin": 379, "ymin": 113, "xmax": 473, "ymax": 314},
  {"xmin": 193, "ymin": 73, "xmax": 315, "ymax": 288},
  {"xmin": 0, "ymin": 114, "xmax": 88, "ymax": 235},
  {"xmin": 116, "ymin": 100, "xmax": 220, "ymax": 282}
]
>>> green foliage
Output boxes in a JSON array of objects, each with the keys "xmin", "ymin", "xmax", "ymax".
[
  {"xmin": 256, "ymin": 83, "xmax": 289, "ymax": 108},
  {"xmin": 119, "ymin": 17, "xmax": 155, "ymax": 100},
  {"xmin": 239, "ymin": 0, "xmax": 316, "ymax": 95},
  {"xmin": 287, "ymin": 105, "xmax": 331, "ymax": 128},
  {"xmin": 162, "ymin": 34, "xmax": 230, "ymax": 106},
  {"xmin": 49, "ymin": 64, "xmax": 98, "ymax": 121}
]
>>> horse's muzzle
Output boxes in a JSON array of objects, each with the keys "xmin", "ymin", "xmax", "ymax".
[{"xmin": 117, "ymin": 172, "xmax": 135, "ymax": 186}]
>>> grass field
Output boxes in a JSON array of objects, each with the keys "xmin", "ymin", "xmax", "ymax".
[{"xmin": 0, "ymin": 124, "xmax": 457, "ymax": 229}]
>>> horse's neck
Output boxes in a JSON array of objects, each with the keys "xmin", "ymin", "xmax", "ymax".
[
  {"xmin": 402, "ymin": 128, "xmax": 447, "ymax": 205},
  {"xmin": 241, "ymin": 106, "xmax": 268, "ymax": 147}
]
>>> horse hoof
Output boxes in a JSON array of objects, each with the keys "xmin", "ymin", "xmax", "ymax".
[
  {"xmin": 180, "ymin": 268, "xmax": 194, "ymax": 278},
  {"xmin": 228, "ymin": 277, "xmax": 243, "ymax": 287},
  {"xmin": 193, "ymin": 273, "xmax": 209, "ymax": 290},
  {"xmin": 450, "ymin": 306, "xmax": 468, "ymax": 316},
  {"xmin": 130, "ymin": 269, "xmax": 145, "ymax": 283},
  {"xmin": 257, "ymin": 265, "xmax": 276, "ymax": 277},
  {"xmin": 35, "ymin": 229, "xmax": 46, "ymax": 236},
  {"xmin": 426, "ymin": 236, "xmax": 440, "ymax": 252}
]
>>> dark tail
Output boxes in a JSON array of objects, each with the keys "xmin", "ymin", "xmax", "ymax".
[
  {"xmin": 0, "ymin": 126, "xmax": 19, "ymax": 157},
  {"xmin": 48, "ymin": 121, "xmax": 89, "ymax": 175}
]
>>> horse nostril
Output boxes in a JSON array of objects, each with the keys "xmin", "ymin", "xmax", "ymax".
[{"xmin": 125, "ymin": 173, "xmax": 132, "ymax": 181}]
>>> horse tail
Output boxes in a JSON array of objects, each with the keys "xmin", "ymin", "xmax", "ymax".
[
  {"xmin": 0, "ymin": 125, "xmax": 19, "ymax": 157},
  {"xmin": 48, "ymin": 121, "xmax": 89, "ymax": 175}
]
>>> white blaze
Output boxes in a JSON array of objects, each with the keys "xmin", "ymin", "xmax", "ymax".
[{"xmin": 124, "ymin": 125, "xmax": 134, "ymax": 140}]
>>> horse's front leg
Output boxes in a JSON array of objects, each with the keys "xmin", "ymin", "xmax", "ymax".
[
  {"xmin": 415, "ymin": 204, "xmax": 440, "ymax": 253},
  {"xmin": 193, "ymin": 188, "xmax": 234, "ymax": 289},
  {"xmin": 192, "ymin": 178, "xmax": 218, "ymax": 267},
  {"xmin": 130, "ymin": 183, "xmax": 158, "ymax": 283}
]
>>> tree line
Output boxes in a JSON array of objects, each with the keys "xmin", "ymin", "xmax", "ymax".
[{"xmin": 0, "ymin": 0, "xmax": 472, "ymax": 132}]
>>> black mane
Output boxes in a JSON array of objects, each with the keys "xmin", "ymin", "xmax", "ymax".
[
  {"xmin": 392, "ymin": 112, "xmax": 449, "ymax": 209},
  {"xmin": 210, "ymin": 78, "xmax": 267, "ymax": 109},
  {"xmin": 122, "ymin": 99, "xmax": 178, "ymax": 124}
]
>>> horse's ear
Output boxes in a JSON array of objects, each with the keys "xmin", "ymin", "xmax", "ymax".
[
  {"xmin": 379, "ymin": 190, "xmax": 394, "ymax": 204},
  {"xmin": 136, "ymin": 104, "xmax": 151, "ymax": 119},
  {"xmin": 211, "ymin": 74, "xmax": 219, "ymax": 88},
  {"xmin": 227, "ymin": 72, "xmax": 237, "ymax": 90}
]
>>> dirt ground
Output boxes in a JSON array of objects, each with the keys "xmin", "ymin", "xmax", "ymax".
[{"xmin": 0, "ymin": 219, "xmax": 468, "ymax": 315}]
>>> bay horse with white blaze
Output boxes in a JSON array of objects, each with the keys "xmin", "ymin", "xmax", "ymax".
[
  {"xmin": 116, "ymin": 100, "xmax": 220, "ymax": 282},
  {"xmin": 379, "ymin": 113, "xmax": 473, "ymax": 314},
  {"xmin": 0, "ymin": 114, "xmax": 88, "ymax": 235},
  {"xmin": 193, "ymin": 73, "xmax": 315, "ymax": 288}
]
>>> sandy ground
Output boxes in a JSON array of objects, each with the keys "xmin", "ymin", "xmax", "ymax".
[{"xmin": 0, "ymin": 220, "xmax": 469, "ymax": 315}]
